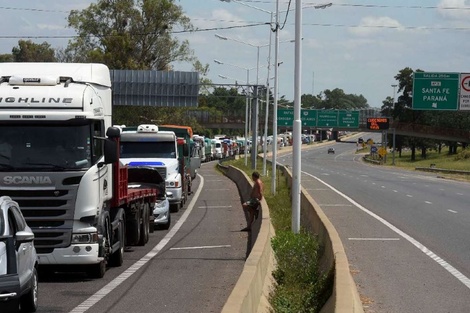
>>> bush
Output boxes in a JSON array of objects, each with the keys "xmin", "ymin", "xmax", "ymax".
[{"xmin": 270, "ymin": 230, "xmax": 327, "ymax": 313}]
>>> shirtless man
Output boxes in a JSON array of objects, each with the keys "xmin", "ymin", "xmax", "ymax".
[{"xmin": 241, "ymin": 171, "xmax": 264, "ymax": 231}]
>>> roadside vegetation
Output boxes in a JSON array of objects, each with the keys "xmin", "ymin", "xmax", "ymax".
[
  {"xmin": 222, "ymin": 157, "xmax": 332, "ymax": 313},
  {"xmin": 361, "ymin": 146, "xmax": 470, "ymax": 181}
]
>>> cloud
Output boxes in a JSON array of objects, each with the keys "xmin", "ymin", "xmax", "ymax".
[
  {"xmin": 348, "ymin": 16, "xmax": 403, "ymax": 36},
  {"xmin": 437, "ymin": 0, "xmax": 470, "ymax": 20}
]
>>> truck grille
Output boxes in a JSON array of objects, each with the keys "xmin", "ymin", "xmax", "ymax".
[{"xmin": 0, "ymin": 187, "xmax": 77, "ymax": 253}]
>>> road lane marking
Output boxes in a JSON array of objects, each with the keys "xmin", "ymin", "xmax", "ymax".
[
  {"xmin": 425, "ymin": 201, "xmax": 432, "ymax": 204},
  {"xmin": 406, "ymin": 194, "xmax": 413, "ymax": 197},
  {"xmin": 170, "ymin": 245, "xmax": 231, "ymax": 250},
  {"xmin": 69, "ymin": 174, "xmax": 206, "ymax": 313},
  {"xmin": 348, "ymin": 238, "xmax": 400, "ymax": 241},
  {"xmin": 448, "ymin": 210, "xmax": 458, "ymax": 214},
  {"xmin": 303, "ymin": 171, "xmax": 470, "ymax": 290}
]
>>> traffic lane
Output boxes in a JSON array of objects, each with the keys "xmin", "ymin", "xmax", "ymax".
[
  {"xmin": 301, "ymin": 172, "xmax": 470, "ymax": 313},
  {"xmin": 306, "ymin": 155, "xmax": 470, "ymax": 279},
  {"xmin": 35, "ymin": 173, "xmax": 202, "ymax": 313},
  {"xmin": 85, "ymin": 162, "xmax": 248, "ymax": 313}
]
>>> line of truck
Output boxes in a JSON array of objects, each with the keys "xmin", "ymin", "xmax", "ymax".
[{"xmin": 0, "ymin": 62, "xmax": 203, "ymax": 282}]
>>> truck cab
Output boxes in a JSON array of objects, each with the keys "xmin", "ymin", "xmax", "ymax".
[{"xmin": 118, "ymin": 124, "xmax": 184, "ymax": 213}]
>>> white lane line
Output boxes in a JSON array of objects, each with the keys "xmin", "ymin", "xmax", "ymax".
[
  {"xmin": 393, "ymin": 190, "xmax": 398, "ymax": 193},
  {"xmin": 381, "ymin": 186, "xmax": 386, "ymax": 189},
  {"xmin": 198, "ymin": 206, "xmax": 233, "ymax": 209},
  {"xmin": 406, "ymin": 194, "xmax": 413, "ymax": 198},
  {"xmin": 456, "ymin": 193, "xmax": 464, "ymax": 196},
  {"xmin": 448, "ymin": 210, "xmax": 458, "ymax": 214},
  {"xmin": 303, "ymin": 171, "xmax": 470, "ymax": 290},
  {"xmin": 69, "ymin": 174, "xmax": 205, "ymax": 313},
  {"xmin": 349, "ymin": 238, "xmax": 400, "ymax": 241},
  {"xmin": 425, "ymin": 201, "xmax": 432, "ymax": 205},
  {"xmin": 170, "ymin": 245, "xmax": 231, "ymax": 250}
]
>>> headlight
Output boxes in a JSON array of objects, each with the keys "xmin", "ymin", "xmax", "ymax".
[
  {"xmin": 72, "ymin": 233, "xmax": 98, "ymax": 244},
  {"xmin": 166, "ymin": 181, "xmax": 179, "ymax": 187}
]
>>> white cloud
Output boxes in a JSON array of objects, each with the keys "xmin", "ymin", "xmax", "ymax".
[
  {"xmin": 438, "ymin": 0, "xmax": 470, "ymax": 20},
  {"xmin": 348, "ymin": 16, "xmax": 403, "ymax": 36}
]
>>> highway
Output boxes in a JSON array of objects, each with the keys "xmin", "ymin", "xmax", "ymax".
[
  {"xmin": 278, "ymin": 133, "xmax": 470, "ymax": 312},
  {"xmin": 34, "ymin": 162, "xmax": 249, "ymax": 313}
]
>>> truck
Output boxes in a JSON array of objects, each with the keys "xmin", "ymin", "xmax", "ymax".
[
  {"xmin": 118, "ymin": 124, "xmax": 186, "ymax": 213},
  {"xmin": 0, "ymin": 63, "xmax": 160, "ymax": 278},
  {"xmin": 159, "ymin": 125, "xmax": 201, "ymax": 181}
]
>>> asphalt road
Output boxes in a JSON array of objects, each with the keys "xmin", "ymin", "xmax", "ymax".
[
  {"xmin": 278, "ymin": 133, "xmax": 470, "ymax": 312},
  {"xmin": 35, "ymin": 161, "xmax": 249, "ymax": 313}
]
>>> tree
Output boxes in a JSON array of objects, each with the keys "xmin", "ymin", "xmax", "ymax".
[
  {"xmin": 66, "ymin": 0, "xmax": 195, "ymax": 70},
  {"xmin": 11, "ymin": 40, "xmax": 56, "ymax": 62}
]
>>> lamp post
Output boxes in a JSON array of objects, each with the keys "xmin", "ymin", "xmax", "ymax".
[
  {"xmin": 215, "ymin": 34, "xmax": 297, "ymax": 177},
  {"xmin": 391, "ymin": 84, "xmax": 398, "ymax": 166},
  {"xmin": 214, "ymin": 59, "xmax": 255, "ymax": 167}
]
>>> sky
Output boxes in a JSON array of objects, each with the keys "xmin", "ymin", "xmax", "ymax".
[{"xmin": 1, "ymin": 0, "xmax": 470, "ymax": 108}]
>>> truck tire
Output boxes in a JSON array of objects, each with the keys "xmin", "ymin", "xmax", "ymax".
[
  {"xmin": 138, "ymin": 204, "xmax": 149, "ymax": 246},
  {"xmin": 20, "ymin": 266, "xmax": 38, "ymax": 312},
  {"xmin": 170, "ymin": 202, "xmax": 180, "ymax": 213},
  {"xmin": 88, "ymin": 260, "xmax": 106, "ymax": 279},
  {"xmin": 126, "ymin": 205, "xmax": 140, "ymax": 246},
  {"xmin": 109, "ymin": 216, "xmax": 125, "ymax": 267}
]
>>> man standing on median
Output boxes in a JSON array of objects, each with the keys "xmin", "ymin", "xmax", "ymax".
[{"xmin": 241, "ymin": 171, "xmax": 264, "ymax": 231}]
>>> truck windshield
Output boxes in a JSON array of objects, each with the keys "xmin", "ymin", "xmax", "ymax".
[
  {"xmin": 120, "ymin": 142, "xmax": 176, "ymax": 159},
  {"xmin": 0, "ymin": 125, "xmax": 92, "ymax": 171}
]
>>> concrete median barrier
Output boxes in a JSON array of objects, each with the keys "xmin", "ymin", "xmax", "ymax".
[{"xmin": 220, "ymin": 155, "xmax": 363, "ymax": 312}]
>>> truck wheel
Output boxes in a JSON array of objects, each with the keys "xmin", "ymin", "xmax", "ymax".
[
  {"xmin": 109, "ymin": 217, "xmax": 125, "ymax": 267},
  {"xmin": 170, "ymin": 203, "xmax": 180, "ymax": 213},
  {"xmin": 20, "ymin": 266, "xmax": 38, "ymax": 312},
  {"xmin": 88, "ymin": 260, "xmax": 106, "ymax": 279},
  {"xmin": 126, "ymin": 206, "xmax": 140, "ymax": 246},
  {"xmin": 138, "ymin": 204, "xmax": 149, "ymax": 246}
]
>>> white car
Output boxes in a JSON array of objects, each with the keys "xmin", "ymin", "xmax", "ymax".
[
  {"xmin": 0, "ymin": 196, "xmax": 38, "ymax": 312},
  {"xmin": 154, "ymin": 192, "xmax": 171, "ymax": 230}
]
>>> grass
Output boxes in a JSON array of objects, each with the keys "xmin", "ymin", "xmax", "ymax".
[
  {"xmin": 361, "ymin": 147, "xmax": 470, "ymax": 181},
  {"xmin": 221, "ymin": 156, "xmax": 330, "ymax": 313}
]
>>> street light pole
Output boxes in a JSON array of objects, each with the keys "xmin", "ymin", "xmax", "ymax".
[
  {"xmin": 272, "ymin": 0, "xmax": 280, "ymax": 195},
  {"xmin": 391, "ymin": 84, "xmax": 397, "ymax": 166},
  {"xmin": 215, "ymin": 60, "xmax": 254, "ymax": 166}
]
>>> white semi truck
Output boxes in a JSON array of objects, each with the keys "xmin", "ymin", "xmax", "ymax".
[
  {"xmin": 118, "ymin": 124, "xmax": 186, "ymax": 213},
  {"xmin": 0, "ymin": 63, "xmax": 160, "ymax": 278}
]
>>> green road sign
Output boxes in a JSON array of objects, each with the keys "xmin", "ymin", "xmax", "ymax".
[
  {"xmin": 301, "ymin": 109, "xmax": 317, "ymax": 127},
  {"xmin": 317, "ymin": 110, "xmax": 338, "ymax": 127},
  {"xmin": 277, "ymin": 109, "xmax": 294, "ymax": 126},
  {"xmin": 338, "ymin": 110, "xmax": 359, "ymax": 128},
  {"xmin": 412, "ymin": 72, "xmax": 459, "ymax": 110}
]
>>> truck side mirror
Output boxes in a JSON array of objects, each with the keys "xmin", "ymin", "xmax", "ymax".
[{"xmin": 104, "ymin": 139, "xmax": 118, "ymax": 164}]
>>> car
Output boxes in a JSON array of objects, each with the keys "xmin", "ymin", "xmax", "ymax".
[
  {"xmin": 0, "ymin": 196, "xmax": 38, "ymax": 313},
  {"xmin": 327, "ymin": 147, "xmax": 335, "ymax": 154},
  {"xmin": 154, "ymin": 192, "xmax": 171, "ymax": 230}
]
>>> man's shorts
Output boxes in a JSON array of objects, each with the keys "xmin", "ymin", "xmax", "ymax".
[{"xmin": 245, "ymin": 198, "xmax": 260, "ymax": 209}]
